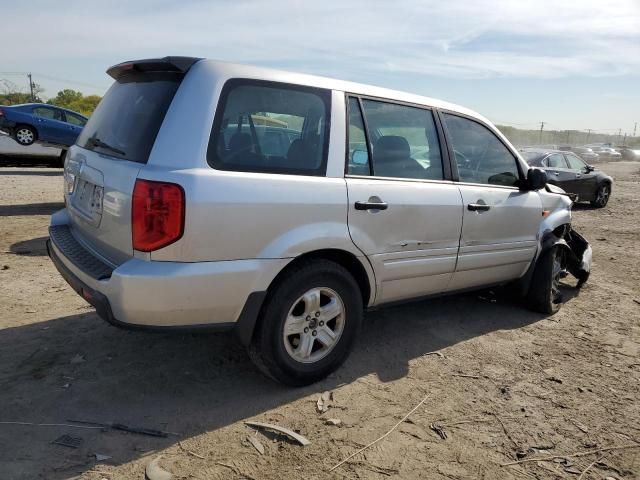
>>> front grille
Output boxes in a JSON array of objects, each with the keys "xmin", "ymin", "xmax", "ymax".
[{"xmin": 49, "ymin": 225, "xmax": 113, "ymax": 280}]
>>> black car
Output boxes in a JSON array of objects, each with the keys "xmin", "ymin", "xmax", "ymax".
[{"xmin": 520, "ymin": 148, "xmax": 613, "ymax": 208}]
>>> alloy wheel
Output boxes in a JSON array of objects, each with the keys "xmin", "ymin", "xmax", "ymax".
[
  {"xmin": 16, "ymin": 128, "xmax": 34, "ymax": 145},
  {"xmin": 282, "ymin": 287, "xmax": 345, "ymax": 364}
]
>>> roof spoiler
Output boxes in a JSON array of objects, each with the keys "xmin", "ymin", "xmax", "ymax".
[{"xmin": 106, "ymin": 56, "xmax": 202, "ymax": 79}]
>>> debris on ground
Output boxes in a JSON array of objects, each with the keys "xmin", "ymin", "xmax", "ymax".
[
  {"xmin": 245, "ymin": 421, "xmax": 310, "ymax": 446},
  {"xmin": 70, "ymin": 354, "xmax": 85, "ymax": 364},
  {"xmin": 430, "ymin": 422, "xmax": 448, "ymax": 440},
  {"xmin": 247, "ymin": 434, "xmax": 265, "ymax": 455},
  {"xmin": 316, "ymin": 391, "xmax": 332, "ymax": 413},
  {"xmin": 325, "ymin": 418, "xmax": 342, "ymax": 426},
  {"xmin": 68, "ymin": 419, "xmax": 171, "ymax": 437},
  {"xmin": 145, "ymin": 456, "xmax": 173, "ymax": 480},
  {"xmin": 94, "ymin": 453, "xmax": 112, "ymax": 461},
  {"xmin": 52, "ymin": 434, "xmax": 83, "ymax": 448}
]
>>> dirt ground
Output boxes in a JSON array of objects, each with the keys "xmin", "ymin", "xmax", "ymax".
[{"xmin": 0, "ymin": 157, "xmax": 638, "ymax": 480}]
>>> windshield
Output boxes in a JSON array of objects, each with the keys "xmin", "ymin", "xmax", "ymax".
[{"xmin": 76, "ymin": 72, "xmax": 180, "ymax": 163}]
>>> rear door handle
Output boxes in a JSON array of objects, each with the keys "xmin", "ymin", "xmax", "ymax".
[
  {"xmin": 355, "ymin": 201, "xmax": 388, "ymax": 211},
  {"xmin": 468, "ymin": 203, "xmax": 491, "ymax": 212},
  {"xmin": 575, "ymin": 174, "xmax": 582, "ymax": 178}
]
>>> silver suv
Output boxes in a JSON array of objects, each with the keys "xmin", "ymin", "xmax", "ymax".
[{"xmin": 48, "ymin": 57, "xmax": 592, "ymax": 385}]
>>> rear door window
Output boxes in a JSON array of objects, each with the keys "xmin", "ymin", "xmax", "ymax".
[
  {"xmin": 64, "ymin": 112, "xmax": 87, "ymax": 127},
  {"xmin": 348, "ymin": 98, "xmax": 443, "ymax": 180},
  {"xmin": 76, "ymin": 72, "xmax": 181, "ymax": 163},
  {"xmin": 208, "ymin": 80, "xmax": 331, "ymax": 176}
]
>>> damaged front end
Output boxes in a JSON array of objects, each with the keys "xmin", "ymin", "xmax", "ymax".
[{"xmin": 564, "ymin": 227, "xmax": 592, "ymax": 288}]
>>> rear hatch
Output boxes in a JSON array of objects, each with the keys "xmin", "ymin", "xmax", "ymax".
[{"xmin": 64, "ymin": 57, "xmax": 199, "ymax": 265}]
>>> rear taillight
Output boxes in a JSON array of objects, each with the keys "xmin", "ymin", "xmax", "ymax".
[{"xmin": 132, "ymin": 179, "xmax": 185, "ymax": 252}]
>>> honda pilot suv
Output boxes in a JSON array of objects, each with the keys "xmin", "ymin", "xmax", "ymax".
[{"xmin": 48, "ymin": 57, "xmax": 591, "ymax": 385}]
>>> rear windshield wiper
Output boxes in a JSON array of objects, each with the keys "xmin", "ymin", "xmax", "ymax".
[{"xmin": 89, "ymin": 137, "xmax": 126, "ymax": 157}]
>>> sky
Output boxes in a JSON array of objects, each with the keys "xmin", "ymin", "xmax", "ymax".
[{"xmin": 1, "ymin": 0, "xmax": 639, "ymax": 134}]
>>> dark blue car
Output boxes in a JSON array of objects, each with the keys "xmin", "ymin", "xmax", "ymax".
[{"xmin": 0, "ymin": 103, "xmax": 87, "ymax": 148}]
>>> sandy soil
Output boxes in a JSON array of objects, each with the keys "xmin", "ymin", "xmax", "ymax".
[{"xmin": 0, "ymin": 157, "xmax": 638, "ymax": 480}]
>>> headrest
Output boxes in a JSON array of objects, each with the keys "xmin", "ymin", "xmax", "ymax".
[
  {"xmin": 229, "ymin": 132, "xmax": 252, "ymax": 152},
  {"xmin": 374, "ymin": 136, "xmax": 410, "ymax": 162}
]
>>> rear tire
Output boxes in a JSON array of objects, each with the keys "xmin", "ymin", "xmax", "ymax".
[
  {"xmin": 526, "ymin": 246, "xmax": 565, "ymax": 315},
  {"xmin": 590, "ymin": 183, "xmax": 610, "ymax": 208},
  {"xmin": 14, "ymin": 125, "xmax": 36, "ymax": 146},
  {"xmin": 248, "ymin": 260, "xmax": 363, "ymax": 386}
]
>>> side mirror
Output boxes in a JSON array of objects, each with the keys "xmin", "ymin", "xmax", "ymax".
[
  {"xmin": 586, "ymin": 165, "xmax": 595, "ymax": 172},
  {"xmin": 526, "ymin": 167, "xmax": 547, "ymax": 191}
]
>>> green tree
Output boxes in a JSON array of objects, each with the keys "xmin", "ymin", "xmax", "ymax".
[{"xmin": 46, "ymin": 89, "xmax": 102, "ymax": 116}]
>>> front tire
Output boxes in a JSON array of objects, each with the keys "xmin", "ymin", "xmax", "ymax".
[
  {"xmin": 14, "ymin": 125, "xmax": 36, "ymax": 146},
  {"xmin": 248, "ymin": 260, "xmax": 363, "ymax": 386},
  {"xmin": 526, "ymin": 246, "xmax": 566, "ymax": 315},
  {"xmin": 591, "ymin": 183, "xmax": 610, "ymax": 208}
]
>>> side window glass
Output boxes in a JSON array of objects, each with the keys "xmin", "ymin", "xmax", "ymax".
[
  {"xmin": 65, "ymin": 112, "xmax": 86, "ymax": 126},
  {"xmin": 347, "ymin": 97, "xmax": 370, "ymax": 175},
  {"xmin": 360, "ymin": 99, "xmax": 443, "ymax": 180},
  {"xmin": 546, "ymin": 153, "xmax": 567, "ymax": 168},
  {"xmin": 565, "ymin": 154, "xmax": 586, "ymax": 170},
  {"xmin": 33, "ymin": 107, "xmax": 55, "ymax": 119},
  {"xmin": 210, "ymin": 81, "xmax": 330, "ymax": 176},
  {"xmin": 443, "ymin": 113, "xmax": 519, "ymax": 187}
]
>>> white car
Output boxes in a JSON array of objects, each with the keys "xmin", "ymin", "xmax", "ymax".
[{"xmin": 48, "ymin": 57, "xmax": 592, "ymax": 385}]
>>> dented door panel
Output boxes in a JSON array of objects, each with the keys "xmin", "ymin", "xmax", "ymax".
[{"xmin": 346, "ymin": 177, "xmax": 463, "ymax": 303}]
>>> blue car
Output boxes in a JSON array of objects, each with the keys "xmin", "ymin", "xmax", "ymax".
[{"xmin": 0, "ymin": 103, "xmax": 87, "ymax": 148}]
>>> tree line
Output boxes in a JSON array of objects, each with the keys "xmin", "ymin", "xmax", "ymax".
[{"xmin": 0, "ymin": 79, "xmax": 101, "ymax": 117}]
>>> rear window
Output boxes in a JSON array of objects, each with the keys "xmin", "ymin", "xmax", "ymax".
[
  {"xmin": 76, "ymin": 72, "xmax": 180, "ymax": 163},
  {"xmin": 208, "ymin": 79, "xmax": 331, "ymax": 176}
]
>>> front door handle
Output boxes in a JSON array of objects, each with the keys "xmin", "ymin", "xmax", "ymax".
[
  {"xmin": 468, "ymin": 203, "xmax": 491, "ymax": 212},
  {"xmin": 355, "ymin": 201, "xmax": 388, "ymax": 211},
  {"xmin": 575, "ymin": 173, "xmax": 582, "ymax": 178}
]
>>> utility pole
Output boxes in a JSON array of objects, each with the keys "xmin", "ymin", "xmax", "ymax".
[
  {"xmin": 634, "ymin": 122, "xmax": 637, "ymax": 138},
  {"xmin": 623, "ymin": 133, "xmax": 627, "ymax": 144},
  {"xmin": 539, "ymin": 121, "xmax": 545, "ymax": 145},
  {"xmin": 617, "ymin": 128, "xmax": 622, "ymax": 143},
  {"xmin": 27, "ymin": 73, "xmax": 34, "ymax": 102},
  {"xmin": 565, "ymin": 130, "xmax": 570, "ymax": 144},
  {"xmin": 586, "ymin": 129, "xmax": 592, "ymax": 143}
]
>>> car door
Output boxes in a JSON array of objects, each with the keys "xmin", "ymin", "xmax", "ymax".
[
  {"xmin": 345, "ymin": 96, "xmax": 463, "ymax": 304},
  {"xmin": 61, "ymin": 111, "xmax": 86, "ymax": 146},
  {"xmin": 564, "ymin": 152, "xmax": 597, "ymax": 200},
  {"xmin": 31, "ymin": 106, "xmax": 69, "ymax": 145},
  {"xmin": 544, "ymin": 153, "xmax": 574, "ymax": 192},
  {"xmin": 441, "ymin": 112, "xmax": 542, "ymax": 291}
]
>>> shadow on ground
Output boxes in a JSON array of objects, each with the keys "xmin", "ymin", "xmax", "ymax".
[
  {"xmin": 0, "ymin": 202, "xmax": 64, "ymax": 217},
  {"xmin": 9, "ymin": 236, "xmax": 49, "ymax": 256},
  {"xmin": 0, "ymin": 290, "xmax": 563, "ymax": 479},
  {"xmin": 0, "ymin": 155, "xmax": 62, "ymax": 170}
]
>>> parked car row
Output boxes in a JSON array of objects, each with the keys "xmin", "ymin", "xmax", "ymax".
[
  {"xmin": 519, "ymin": 147, "xmax": 613, "ymax": 207},
  {"xmin": 523, "ymin": 143, "xmax": 640, "ymax": 162}
]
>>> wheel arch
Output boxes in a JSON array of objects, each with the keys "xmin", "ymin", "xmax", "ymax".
[
  {"xmin": 14, "ymin": 123, "xmax": 38, "ymax": 140},
  {"xmin": 235, "ymin": 248, "xmax": 375, "ymax": 346}
]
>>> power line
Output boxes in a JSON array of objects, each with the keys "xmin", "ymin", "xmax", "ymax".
[{"xmin": 0, "ymin": 71, "xmax": 108, "ymax": 91}]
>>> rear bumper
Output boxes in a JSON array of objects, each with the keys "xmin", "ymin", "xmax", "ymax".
[
  {"xmin": 47, "ymin": 215, "xmax": 284, "ymax": 335},
  {"xmin": 0, "ymin": 118, "xmax": 16, "ymax": 135}
]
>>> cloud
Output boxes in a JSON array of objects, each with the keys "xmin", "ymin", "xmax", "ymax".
[{"xmin": 1, "ymin": 0, "xmax": 639, "ymax": 83}]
